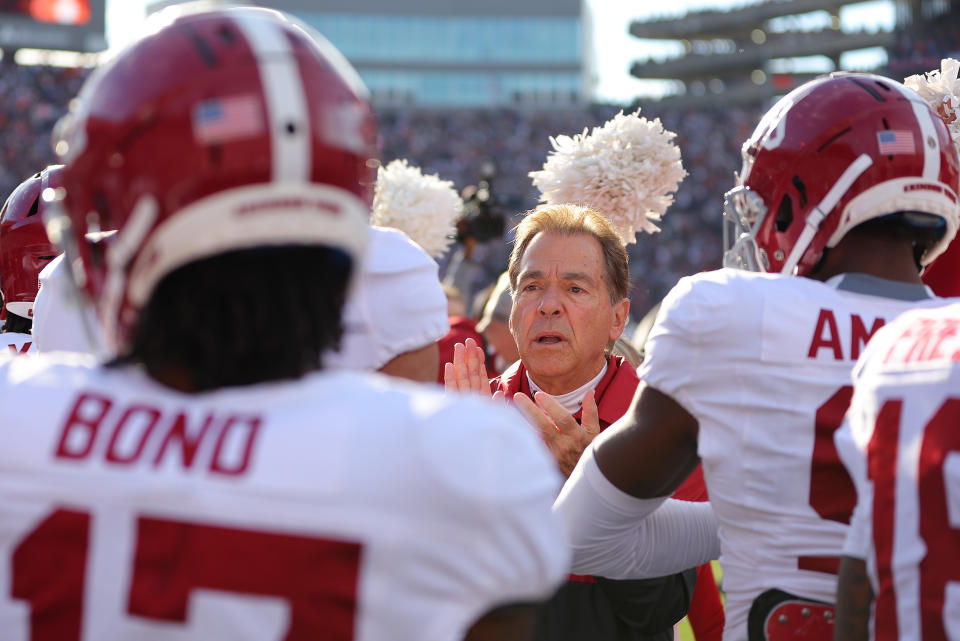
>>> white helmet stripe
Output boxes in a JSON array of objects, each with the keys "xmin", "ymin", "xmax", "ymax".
[
  {"xmin": 233, "ymin": 13, "xmax": 311, "ymax": 183},
  {"xmin": 890, "ymin": 81, "xmax": 941, "ymax": 181},
  {"xmin": 102, "ymin": 194, "xmax": 158, "ymax": 351},
  {"xmin": 781, "ymin": 153, "xmax": 873, "ymax": 274},
  {"xmin": 125, "ymin": 184, "xmax": 370, "ymax": 310}
]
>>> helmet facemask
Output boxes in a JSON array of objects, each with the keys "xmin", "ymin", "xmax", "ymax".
[
  {"xmin": 724, "ymin": 73, "xmax": 960, "ymax": 278},
  {"xmin": 722, "ymin": 183, "xmax": 770, "ymax": 272}
]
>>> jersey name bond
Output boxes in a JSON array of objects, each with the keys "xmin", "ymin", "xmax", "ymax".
[{"xmin": 55, "ymin": 391, "xmax": 261, "ymax": 476}]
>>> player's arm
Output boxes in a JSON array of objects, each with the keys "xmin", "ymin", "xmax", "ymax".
[
  {"xmin": 379, "ymin": 341, "xmax": 440, "ymax": 382},
  {"xmin": 553, "ymin": 384, "xmax": 718, "ymax": 579},
  {"xmin": 594, "ymin": 275, "xmax": 710, "ymax": 498},
  {"xmin": 597, "ymin": 381, "xmax": 701, "ymax": 498},
  {"xmin": 834, "ymin": 393, "xmax": 876, "ymax": 641},
  {"xmin": 464, "ymin": 603, "xmax": 541, "ymax": 641},
  {"xmin": 834, "ymin": 556, "xmax": 873, "ymax": 641}
]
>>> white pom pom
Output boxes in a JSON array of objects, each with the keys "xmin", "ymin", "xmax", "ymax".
[
  {"xmin": 905, "ymin": 58, "xmax": 960, "ymax": 157},
  {"xmin": 372, "ymin": 159, "xmax": 462, "ymax": 258},
  {"xmin": 529, "ymin": 110, "xmax": 687, "ymax": 245}
]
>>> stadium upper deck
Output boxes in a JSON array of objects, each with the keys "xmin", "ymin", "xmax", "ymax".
[{"xmin": 629, "ymin": 0, "xmax": 936, "ymax": 106}]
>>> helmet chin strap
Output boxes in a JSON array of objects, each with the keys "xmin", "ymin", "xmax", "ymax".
[
  {"xmin": 101, "ymin": 195, "xmax": 158, "ymax": 352},
  {"xmin": 781, "ymin": 153, "xmax": 874, "ymax": 275}
]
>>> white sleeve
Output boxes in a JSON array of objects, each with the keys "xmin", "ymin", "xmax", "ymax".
[
  {"xmin": 325, "ymin": 227, "xmax": 448, "ymax": 371},
  {"xmin": 554, "ymin": 445, "xmax": 721, "ymax": 579},
  {"xmin": 637, "ymin": 276, "xmax": 702, "ymax": 416},
  {"xmin": 844, "ymin": 490, "xmax": 873, "ymax": 560},
  {"xmin": 32, "ymin": 254, "xmax": 103, "ymax": 355},
  {"xmin": 837, "ymin": 330, "xmax": 891, "ymax": 562},
  {"xmin": 638, "ymin": 272, "xmax": 751, "ymax": 423},
  {"xmin": 414, "ymin": 395, "xmax": 571, "ymax": 628}
]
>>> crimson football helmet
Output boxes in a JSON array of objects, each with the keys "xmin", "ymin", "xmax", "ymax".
[
  {"xmin": 45, "ymin": 6, "xmax": 377, "ymax": 354},
  {"xmin": 724, "ymin": 72, "xmax": 960, "ymax": 276},
  {"xmin": 0, "ymin": 166, "xmax": 60, "ymax": 320}
]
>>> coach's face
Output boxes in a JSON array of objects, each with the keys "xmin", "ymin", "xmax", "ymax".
[{"xmin": 510, "ymin": 232, "xmax": 629, "ymax": 396}]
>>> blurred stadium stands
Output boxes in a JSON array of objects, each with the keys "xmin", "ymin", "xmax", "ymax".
[
  {"xmin": 0, "ymin": 70, "xmax": 747, "ymax": 319},
  {"xmin": 1, "ymin": 1, "xmax": 958, "ymax": 320},
  {"xmin": 0, "ymin": 0, "xmax": 105, "ymax": 53}
]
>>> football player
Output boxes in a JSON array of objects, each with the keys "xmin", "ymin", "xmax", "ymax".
[
  {"xmin": 0, "ymin": 166, "xmax": 59, "ymax": 355},
  {"xmin": 0, "ymin": 7, "xmax": 568, "ymax": 641},
  {"xmin": 31, "ymin": 197, "xmax": 449, "ymax": 381},
  {"xmin": 324, "ymin": 224, "xmax": 449, "ymax": 382},
  {"xmin": 31, "ymin": 250, "xmax": 106, "ymax": 353},
  {"xmin": 554, "ymin": 72, "xmax": 960, "ymax": 641},
  {"xmin": 834, "ymin": 303, "xmax": 960, "ymax": 641},
  {"xmin": 30, "ymin": 214, "xmax": 449, "ymax": 372}
]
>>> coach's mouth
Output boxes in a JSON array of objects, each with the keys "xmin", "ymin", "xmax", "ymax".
[{"xmin": 534, "ymin": 332, "xmax": 565, "ymax": 345}]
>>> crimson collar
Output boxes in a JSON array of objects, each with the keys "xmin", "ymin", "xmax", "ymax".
[{"xmin": 491, "ymin": 355, "xmax": 639, "ymax": 428}]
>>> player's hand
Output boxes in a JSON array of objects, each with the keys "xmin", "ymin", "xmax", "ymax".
[
  {"xmin": 513, "ymin": 389, "xmax": 599, "ymax": 478},
  {"xmin": 443, "ymin": 337, "xmax": 491, "ymax": 396}
]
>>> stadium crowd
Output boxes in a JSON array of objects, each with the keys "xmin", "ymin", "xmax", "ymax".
[
  {"xmin": 0, "ymin": 58, "xmax": 86, "ymax": 199},
  {"xmin": 0, "ymin": 61, "xmax": 760, "ymax": 321},
  {"xmin": 886, "ymin": 8, "xmax": 960, "ymax": 76},
  {"xmin": 378, "ymin": 103, "xmax": 762, "ymax": 318},
  {"xmin": 4, "ymin": 18, "xmax": 960, "ymax": 321}
]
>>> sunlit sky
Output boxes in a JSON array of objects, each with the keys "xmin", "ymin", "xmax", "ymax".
[{"xmin": 105, "ymin": 0, "xmax": 897, "ymax": 104}]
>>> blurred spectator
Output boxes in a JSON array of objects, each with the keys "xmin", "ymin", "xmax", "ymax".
[
  {"xmin": 886, "ymin": 10, "xmax": 960, "ymax": 77},
  {"xmin": 436, "ymin": 283, "xmax": 488, "ymax": 383},
  {"xmin": 441, "ymin": 282, "xmax": 467, "ymax": 317},
  {"xmin": 475, "ymin": 271, "xmax": 519, "ymax": 375},
  {"xmin": 0, "ymin": 60, "xmax": 87, "ymax": 201}
]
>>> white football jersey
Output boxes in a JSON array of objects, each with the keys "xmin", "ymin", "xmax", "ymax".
[
  {"xmin": 0, "ymin": 355, "xmax": 568, "ymax": 641},
  {"xmin": 32, "ymin": 254, "xmax": 105, "ymax": 355},
  {"xmin": 2, "ymin": 332, "xmax": 35, "ymax": 356},
  {"xmin": 640, "ymin": 268, "xmax": 950, "ymax": 641},
  {"xmin": 325, "ymin": 226, "xmax": 449, "ymax": 371},
  {"xmin": 837, "ymin": 302, "xmax": 960, "ymax": 641}
]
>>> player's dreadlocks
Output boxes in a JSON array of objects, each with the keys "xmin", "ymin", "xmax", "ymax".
[
  {"xmin": 121, "ymin": 245, "xmax": 352, "ymax": 392},
  {"xmin": 3, "ymin": 312, "xmax": 31, "ymax": 334}
]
